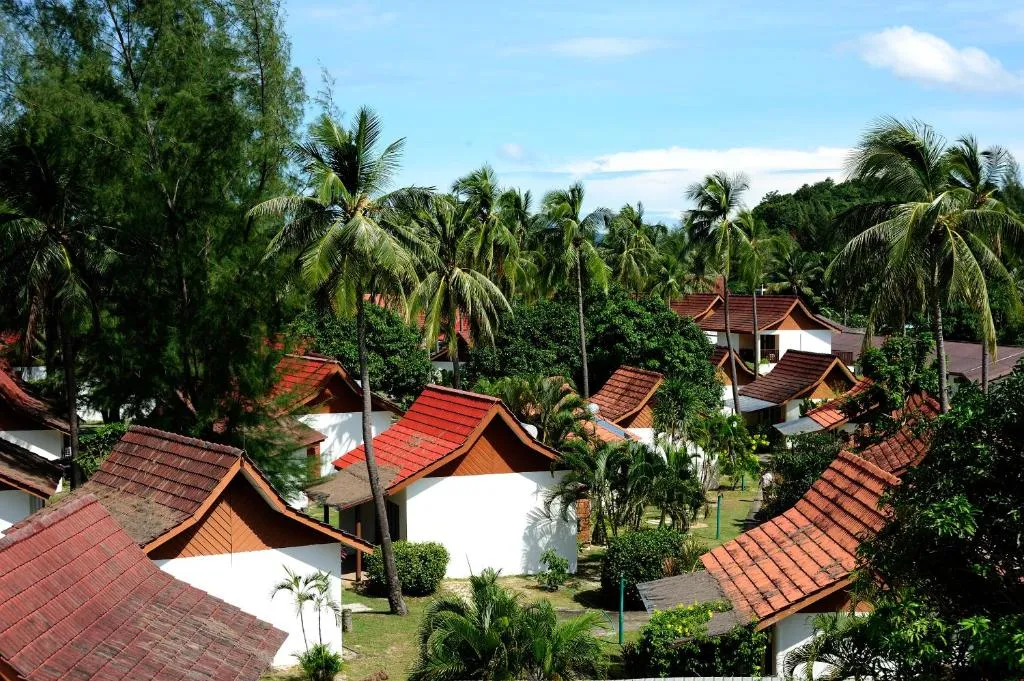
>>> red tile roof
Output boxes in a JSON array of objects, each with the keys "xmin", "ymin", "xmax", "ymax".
[
  {"xmin": 335, "ymin": 385, "xmax": 559, "ymax": 493},
  {"xmin": 48, "ymin": 426, "xmax": 371, "ymax": 553},
  {"xmin": 0, "ymin": 361, "xmax": 69, "ymax": 432},
  {"xmin": 739, "ymin": 350, "xmax": 857, "ymax": 405},
  {"xmin": 272, "ymin": 353, "xmax": 400, "ymax": 414},
  {"xmin": 806, "ymin": 378, "xmax": 875, "ymax": 429},
  {"xmin": 702, "ymin": 451, "xmax": 899, "ymax": 626},
  {"xmin": 856, "ymin": 394, "xmax": 939, "ymax": 476},
  {"xmin": 0, "ymin": 437, "xmax": 62, "ymax": 499},
  {"xmin": 669, "ymin": 293, "xmax": 721, "ymax": 321},
  {"xmin": 589, "ymin": 366, "xmax": 664, "ymax": 424},
  {"xmin": 697, "ymin": 295, "xmax": 839, "ymax": 334},
  {"xmin": 0, "ymin": 494, "xmax": 285, "ymax": 680}
]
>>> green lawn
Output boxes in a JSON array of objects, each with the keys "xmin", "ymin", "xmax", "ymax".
[{"xmin": 689, "ymin": 480, "xmax": 759, "ymax": 549}]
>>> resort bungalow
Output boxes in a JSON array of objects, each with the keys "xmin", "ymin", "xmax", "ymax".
[
  {"xmin": 44, "ymin": 426, "xmax": 372, "ymax": 666},
  {"xmin": 0, "ymin": 437, "xmax": 61, "ymax": 536},
  {"xmin": 734, "ymin": 350, "xmax": 857, "ymax": 425},
  {"xmin": 0, "ymin": 494, "xmax": 285, "ymax": 679},
  {"xmin": 589, "ymin": 366, "xmax": 664, "ymax": 447},
  {"xmin": 311, "ymin": 385, "xmax": 577, "ymax": 579},
  {"xmin": 711, "ymin": 346, "xmax": 758, "ymax": 404},
  {"xmin": 273, "ymin": 352, "xmax": 402, "ymax": 476},
  {"xmin": 0, "ymin": 362, "xmax": 68, "ymax": 461}
]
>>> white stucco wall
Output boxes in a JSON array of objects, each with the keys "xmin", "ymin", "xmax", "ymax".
[
  {"xmin": 154, "ymin": 543, "xmax": 344, "ymax": 667},
  {"xmin": 773, "ymin": 329, "xmax": 832, "ymax": 358},
  {"xmin": 403, "ymin": 470, "xmax": 577, "ymax": 578},
  {"xmin": 775, "ymin": 613, "xmax": 832, "ymax": 679},
  {"xmin": 626, "ymin": 427, "xmax": 656, "ymax": 449},
  {"xmin": 0, "ymin": 429, "xmax": 63, "ymax": 460},
  {"xmin": 0, "ymin": 489, "xmax": 34, "ymax": 536},
  {"xmin": 298, "ymin": 411, "xmax": 395, "ymax": 476}
]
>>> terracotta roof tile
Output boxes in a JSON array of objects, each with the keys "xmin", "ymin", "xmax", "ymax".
[
  {"xmin": 701, "ymin": 451, "xmax": 898, "ymax": 622},
  {"xmin": 272, "ymin": 353, "xmax": 400, "ymax": 414},
  {"xmin": 669, "ymin": 293, "xmax": 721, "ymax": 320},
  {"xmin": 334, "ymin": 385, "xmax": 558, "ymax": 492},
  {"xmin": 589, "ymin": 366, "xmax": 664, "ymax": 424},
  {"xmin": 0, "ymin": 361, "xmax": 69, "ymax": 433},
  {"xmin": 806, "ymin": 378, "xmax": 875, "ymax": 429},
  {"xmin": 697, "ymin": 295, "xmax": 838, "ymax": 334},
  {"xmin": 0, "ymin": 495, "xmax": 285, "ymax": 680},
  {"xmin": 739, "ymin": 350, "xmax": 857, "ymax": 406},
  {"xmin": 855, "ymin": 394, "xmax": 939, "ymax": 476},
  {"xmin": 0, "ymin": 437, "xmax": 62, "ymax": 499}
]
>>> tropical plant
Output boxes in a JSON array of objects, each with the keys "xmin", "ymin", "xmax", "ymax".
[
  {"xmin": 649, "ymin": 441, "xmax": 706, "ymax": 530},
  {"xmin": 767, "ymin": 237, "xmax": 824, "ymax": 300},
  {"xmin": 408, "ymin": 193, "xmax": 510, "ymax": 388},
  {"xmin": 544, "ymin": 439, "xmax": 624, "ymax": 545},
  {"xmin": 296, "ymin": 644, "xmax": 344, "ymax": 681},
  {"xmin": 603, "ymin": 202, "xmax": 661, "ymax": 295},
  {"xmin": 539, "ymin": 182, "xmax": 611, "ymax": 398},
  {"xmin": 409, "ymin": 568, "xmax": 607, "ymax": 681},
  {"xmin": 783, "ymin": 612, "xmax": 874, "ymax": 681},
  {"xmin": 536, "ymin": 548, "xmax": 570, "ymax": 592},
  {"xmin": 308, "ymin": 571, "xmax": 342, "ymax": 646},
  {"xmin": 252, "ymin": 109, "xmax": 421, "ymax": 615},
  {"xmin": 762, "ymin": 431, "xmax": 844, "ymax": 518},
  {"xmin": 829, "ymin": 118, "xmax": 1024, "ymax": 412},
  {"xmin": 600, "ymin": 527, "xmax": 705, "ymax": 607},
  {"xmin": 736, "ymin": 209, "xmax": 782, "ymax": 368},
  {"xmin": 271, "ymin": 566, "xmax": 319, "ymax": 652},
  {"xmin": 473, "ymin": 373, "xmax": 590, "ymax": 449},
  {"xmin": 685, "ymin": 172, "xmax": 751, "ymax": 414},
  {"xmin": 692, "ymin": 412, "xmax": 750, "ymax": 492}
]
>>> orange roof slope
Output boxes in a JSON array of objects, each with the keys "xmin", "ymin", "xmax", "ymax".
[
  {"xmin": 272, "ymin": 353, "xmax": 400, "ymax": 414},
  {"xmin": 0, "ymin": 495, "xmax": 285, "ymax": 680},
  {"xmin": 806, "ymin": 377, "xmax": 875, "ymax": 429},
  {"xmin": 589, "ymin": 366, "xmax": 664, "ymax": 424},
  {"xmin": 66, "ymin": 426, "xmax": 371, "ymax": 552},
  {"xmin": 739, "ymin": 350, "xmax": 856, "ymax": 405},
  {"xmin": 669, "ymin": 293, "xmax": 721, "ymax": 321},
  {"xmin": 698, "ymin": 295, "xmax": 839, "ymax": 334},
  {"xmin": 702, "ymin": 451, "xmax": 899, "ymax": 627},
  {"xmin": 856, "ymin": 394, "xmax": 939, "ymax": 476},
  {"xmin": 0, "ymin": 362, "xmax": 69, "ymax": 432},
  {"xmin": 335, "ymin": 385, "xmax": 559, "ymax": 492}
]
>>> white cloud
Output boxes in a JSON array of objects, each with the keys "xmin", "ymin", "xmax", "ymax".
[
  {"xmin": 856, "ymin": 26, "xmax": 1022, "ymax": 92},
  {"xmin": 549, "ymin": 37, "xmax": 667, "ymax": 59},
  {"xmin": 557, "ymin": 145, "xmax": 849, "ymax": 176},
  {"xmin": 303, "ymin": 3, "xmax": 397, "ymax": 29},
  {"xmin": 497, "ymin": 143, "xmax": 527, "ymax": 161}
]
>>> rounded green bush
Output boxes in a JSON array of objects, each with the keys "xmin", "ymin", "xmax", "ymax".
[
  {"xmin": 365, "ymin": 541, "xmax": 449, "ymax": 596},
  {"xmin": 600, "ymin": 528, "xmax": 705, "ymax": 608}
]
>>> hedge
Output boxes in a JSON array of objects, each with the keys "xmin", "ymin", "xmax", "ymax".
[
  {"xmin": 365, "ymin": 541, "xmax": 449, "ymax": 596},
  {"xmin": 600, "ymin": 528, "xmax": 705, "ymax": 608}
]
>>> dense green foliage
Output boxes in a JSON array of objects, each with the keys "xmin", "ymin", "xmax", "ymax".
[
  {"xmin": 624, "ymin": 602, "xmax": 769, "ymax": 677},
  {"xmin": 762, "ymin": 431, "xmax": 844, "ymax": 518},
  {"xmin": 76, "ymin": 421, "xmax": 129, "ymax": 479},
  {"xmin": 365, "ymin": 541, "xmax": 450, "ymax": 597},
  {"xmin": 600, "ymin": 528, "xmax": 705, "ymax": 608},
  {"xmin": 291, "ymin": 305, "xmax": 430, "ymax": 408},
  {"xmin": 410, "ymin": 568, "xmax": 607, "ymax": 681},
  {"xmin": 852, "ymin": 332, "xmax": 939, "ymax": 415},
  {"xmin": 536, "ymin": 548, "xmax": 571, "ymax": 592},
  {"xmin": 296, "ymin": 643, "xmax": 343, "ymax": 681}
]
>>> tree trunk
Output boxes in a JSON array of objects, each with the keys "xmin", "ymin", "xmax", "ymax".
[
  {"xmin": 576, "ymin": 257, "xmax": 590, "ymax": 399},
  {"xmin": 752, "ymin": 284, "xmax": 761, "ymax": 372},
  {"xmin": 930, "ymin": 269, "xmax": 950, "ymax": 414},
  {"xmin": 723, "ymin": 286, "xmax": 741, "ymax": 415},
  {"xmin": 61, "ymin": 318, "xmax": 80, "ymax": 489},
  {"xmin": 981, "ymin": 342, "xmax": 990, "ymax": 395},
  {"xmin": 448, "ymin": 303, "xmax": 461, "ymax": 390},
  {"xmin": 355, "ymin": 290, "xmax": 407, "ymax": 616}
]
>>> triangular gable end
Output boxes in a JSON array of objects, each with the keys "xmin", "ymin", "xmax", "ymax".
[{"xmin": 428, "ymin": 414, "xmax": 558, "ymax": 478}]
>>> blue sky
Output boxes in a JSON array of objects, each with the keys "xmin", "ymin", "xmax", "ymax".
[{"xmin": 284, "ymin": 1, "xmax": 1024, "ymax": 223}]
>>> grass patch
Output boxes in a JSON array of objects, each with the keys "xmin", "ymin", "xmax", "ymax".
[{"xmin": 689, "ymin": 482, "xmax": 758, "ymax": 549}]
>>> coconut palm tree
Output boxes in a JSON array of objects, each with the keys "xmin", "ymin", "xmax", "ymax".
[
  {"xmin": 603, "ymin": 202, "xmax": 660, "ymax": 296},
  {"xmin": 829, "ymin": 118, "xmax": 1024, "ymax": 412},
  {"xmin": 540, "ymin": 183, "xmax": 610, "ymax": 399},
  {"xmin": 409, "ymin": 568, "xmax": 606, "ymax": 681},
  {"xmin": 544, "ymin": 440, "xmax": 623, "ymax": 544},
  {"xmin": 685, "ymin": 172, "xmax": 751, "ymax": 414},
  {"xmin": 783, "ymin": 612, "xmax": 874, "ymax": 681},
  {"xmin": 736, "ymin": 209, "xmax": 781, "ymax": 370},
  {"xmin": 768, "ymin": 238, "xmax": 824, "ymax": 300},
  {"xmin": 271, "ymin": 566, "xmax": 319, "ymax": 652},
  {"xmin": 308, "ymin": 571, "xmax": 342, "ymax": 646},
  {"xmin": 649, "ymin": 228, "xmax": 717, "ymax": 303},
  {"xmin": 251, "ymin": 109, "xmax": 420, "ymax": 615},
  {"xmin": 474, "ymin": 374, "xmax": 590, "ymax": 450},
  {"xmin": 408, "ymin": 194, "xmax": 510, "ymax": 389}
]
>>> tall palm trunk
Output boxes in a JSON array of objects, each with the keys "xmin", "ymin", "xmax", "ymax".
[
  {"xmin": 356, "ymin": 291, "xmax": 407, "ymax": 616},
  {"xmin": 723, "ymin": 286, "xmax": 741, "ymax": 414},
  {"xmin": 930, "ymin": 267, "xmax": 950, "ymax": 413},
  {"xmin": 981, "ymin": 342, "xmax": 990, "ymax": 395},
  {"xmin": 752, "ymin": 284, "xmax": 761, "ymax": 372},
  {"xmin": 447, "ymin": 304, "xmax": 462, "ymax": 390},
  {"xmin": 576, "ymin": 256, "xmax": 590, "ymax": 399},
  {"xmin": 61, "ymin": 318, "xmax": 80, "ymax": 488}
]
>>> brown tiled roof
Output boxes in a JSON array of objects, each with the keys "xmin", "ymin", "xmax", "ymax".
[
  {"xmin": 739, "ymin": 350, "xmax": 857, "ymax": 405},
  {"xmin": 277, "ymin": 417, "xmax": 328, "ymax": 448},
  {"xmin": 0, "ymin": 437, "xmax": 61, "ymax": 499},
  {"xmin": 856, "ymin": 394, "xmax": 939, "ymax": 476},
  {"xmin": 589, "ymin": 366, "xmax": 664, "ymax": 424},
  {"xmin": 698, "ymin": 295, "xmax": 839, "ymax": 334},
  {"xmin": 669, "ymin": 293, "xmax": 721, "ymax": 321},
  {"xmin": 702, "ymin": 451, "xmax": 899, "ymax": 626},
  {"xmin": 0, "ymin": 495, "xmax": 285, "ymax": 680},
  {"xmin": 40, "ymin": 426, "xmax": 372, "ymax": 553},
  {"xmin": 272, "ymin": 353, "xmax": 401, "ymax": 414},
  {"xmin": 806, "ymin": 378, "xmax": 875, "ymax": 429},
  {"xmin": 0, "ymin": 361, "xmax": 69, "ymax": 432},
  {"xmin": 710, "ymin": 346, "xmax": 758, "ymax": 380}
]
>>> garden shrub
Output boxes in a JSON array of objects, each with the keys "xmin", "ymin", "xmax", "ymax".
[
  {"xmin": 537, "ymin": 548, "xmax": 570, "ymax": 591},
  {"xmin": 623, "ymin": 602, "xmax": 769, "ymax": 676},
  {"xmin": 76, "ymin": 421, "xmax": 129, "ymax": 478},
  {"xmin": 600, "ymin": 528, "xmax": 705, "ymax": 608},
  {"xmin": 365, "ymin": 541, "xmax": 449, "ymax": 596},
  {"xmin": 296, "ymin": 643, "xmax": 343, "ymax": 681}
]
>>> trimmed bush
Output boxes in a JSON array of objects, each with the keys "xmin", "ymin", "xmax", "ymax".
[
  {"xmin": 600, "ymin": 528, "xmax": 705, "ymax": 608},
  {"xmin": 365, "ymin": 541, "xmax": 449, "ymax": 596},
  {"xmin": 623, "ymin": 603, "xmax": 769, "ymax": 676}
]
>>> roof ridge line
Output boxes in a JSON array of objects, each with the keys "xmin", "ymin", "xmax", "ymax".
[
  {"xmin": 127, "ymin": 425, "xmax": 244, "ymax": 457},
  {"xmin": 0, "ymin": 493, "xmax": 99, "ymax": 550},
  {"xmin": 423, "ymin": 384, "xmax": 500, "ymax": 402}
]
